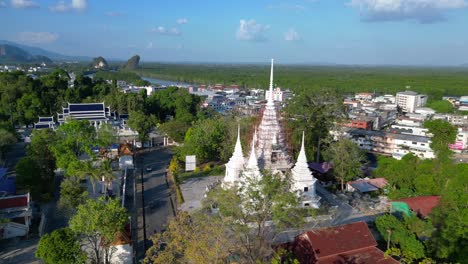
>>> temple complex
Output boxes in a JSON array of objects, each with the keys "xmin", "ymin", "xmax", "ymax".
[{"xmin": 224, "ymin": 59, "xmax": 320, "ymax": 208}]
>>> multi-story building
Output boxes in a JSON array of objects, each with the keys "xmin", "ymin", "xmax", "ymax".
[
  {"xmin": 389, "ymin": 133, "xmax": 434, "ymax": 160},
  {"xmin": 396, "ymin": 91, "xmax": 428, "ymax": 113}
]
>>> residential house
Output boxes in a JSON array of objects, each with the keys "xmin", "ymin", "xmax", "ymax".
[{"xmin": 0, "ymin": 193, "xmax": 32, "ymax": 239}]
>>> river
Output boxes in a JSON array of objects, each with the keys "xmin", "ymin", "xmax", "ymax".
[{"xmin": 141, "ymin": 76, "xmax": 192, "ymax": 87}]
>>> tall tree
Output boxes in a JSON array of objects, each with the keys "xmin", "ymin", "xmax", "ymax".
[
  {"xmin": 284, "ymin": 88, "xmax": 345, "ymax": 161},
  {"xmin": 51, "ymin": 120, "xmax": 96, "ymax": 174},
  {"xmin": 423, "ymin": 119, "xmax": 457, "ymax": 160},
  {"xmin": 0, "ymin": 128, "xmax": 16, "ymax": 163},
  {"xmin": 144, "ymin": 212, "xmax": 236, "ymax": 264},
  {"xmin": 323, "ymin": 138, "xmax": 367, "ymax": 190},
  {"xmin": 203, "ymin": 170, "xmax": 311, "ymax": 263},
  {"xmin": 69, "ymin": 197, "xmax": 128, "ymax": 264},
  {"xmin": 127, "ymin": 110, "xmax": 156, "ymax": 143},
  {"xmin": 375, "ymin": 214, "xmax": 426, "ymax": 262},
  {"xmin": 428, "ymin": 167, "xmax": 468, "ymax": 263},
  {"xmin": 36, "ymin": 228, "xmax": 86, "ymax": 264}
]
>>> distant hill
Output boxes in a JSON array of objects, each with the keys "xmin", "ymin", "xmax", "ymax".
[
  {"xmin": 123, "ymin": 55, "xmax": 140, "ymax": 70},
  {"xmin": 92, "ymin": 56, "xmax": 109, "ymax": 69},
  {"xmin": 0, "ymin": 44, "xmax": 52, "ymax": 64},
  {"xmin": 0, "ymin": 40, "xmax": 91, "ymax": 62}
]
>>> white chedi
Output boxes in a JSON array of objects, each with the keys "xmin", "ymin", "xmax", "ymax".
[
  {"xmin": 290, "ymin": 132, "xmax": 321, "ymax": 208},
  {"xmin": 223, "ymin": 125, "xmax": 245, "ymax": 185}
]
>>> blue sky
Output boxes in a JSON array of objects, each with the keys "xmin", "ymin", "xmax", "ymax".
[{"xmin": 1, "ymin": 0, "xmax": 468, "ymax": 65}]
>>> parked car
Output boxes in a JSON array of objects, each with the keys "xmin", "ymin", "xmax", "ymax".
[{"xmin": 146, "ymin": 166, "xmax": 153, "ymax": 172}]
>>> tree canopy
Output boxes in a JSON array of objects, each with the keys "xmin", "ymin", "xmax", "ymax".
[
  {"xmin": 69, "ymin": 197, "xmax": 128, "ymax": 264},
  {"xmin": 36, "ymin": 228, "xmax": 86, "ymax": 264}
]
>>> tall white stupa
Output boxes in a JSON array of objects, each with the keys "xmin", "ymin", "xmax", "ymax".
[
  {"xmin": 256, "ymin": 59, "xmax": 292, "ymax": 171},
  {"xmin": 223, "ymin": 125, "xmax": 245, "ymax": 185},
  {"xmin": 291, "ymin": 132, "xmax": 321, "ymax": 208}
]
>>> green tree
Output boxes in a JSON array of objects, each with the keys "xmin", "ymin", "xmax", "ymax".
[
  {"xmin": 51, "ymin": 120, "xmax": 96, "ymax": 174},
  {"xmin": 178, "ymin": 117, "xmax": 227, "ymax": 163},
  {"xmin": 144, "ymin": 212, "xmax": 236, "ymax": 264},
  {"xmin": 423, "ymin": 119, "xmax": 457, "ymax": 160},
  {"xmin": 428, "ymin": 167, "xmax": 468, "ymax": 263},
  {"xmin": 58, "ymin": 178, "xmax": 89, "ymax": 210},
  {"xmin": 127, "ymin": 111, "xmax": 156, "ymax": 143},
  {"xmin": 323, "ymin": 138, "xmax": 367, "ymax": 190},
  {"xmin": 74, "ymin": 160, "xmax": 115, "ymax": 195},
  {"xmin": 70, "ymin": 197, "xmax": 128, "ymax": 264},
  {"xmin": 376, "ymin": 214, "xmax": 426, "ymax": 262},
  {"xmin": 36, "ymin": 228, "xmax": 86, "ymax": 264},
  {"xmin": 96, "ymin": 123, "xmax": 115, "ymax": 148},
  {"xmin": 0, "ymin": 128, "xmax": 16, "ymax": 163},
  {"xmin": 283, "ymin": 88, "xmax": 345, "ymax": 161},
  {"xmin": 204, "ymin": 170, "xmax": 311, "ymax": 263}
]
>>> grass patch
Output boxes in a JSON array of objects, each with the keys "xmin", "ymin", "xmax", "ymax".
[{"xmin": 178, "ymin": 164, "xmax": 225, "ymax": 182}]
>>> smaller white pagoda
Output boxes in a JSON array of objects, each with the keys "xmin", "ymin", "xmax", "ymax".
[
  {"xmin": 223, "ymin": 125, "xmax": 245, "ymax": 186},
  {"xmin": 290, "ymin": 132, "xmax": 321, "ymax": 208}
]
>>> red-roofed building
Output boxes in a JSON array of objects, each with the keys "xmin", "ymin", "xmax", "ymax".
[
  {"xmin": 282, "ymin": 222, "xmax": 399, "ymax": 264},
  {"xmin": 0, "ymin": 193, "xmax": 32, "ymax": 239},
  {"xmin": 396, "ymin": 196, "xmax": 441, "ymax": 218}
]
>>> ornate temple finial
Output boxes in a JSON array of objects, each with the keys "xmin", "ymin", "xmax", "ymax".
[
  {"xmin": 247, "ymin": 138, "xmax": 259, "ymax": 169},
  {"xmin": 298, "ymin": 131, "xmax": 307, "ymax": 163},
  {"xmin": 234, "ymin": 124, "xmax": 242, "ymax": 154},
  {"xmin": 267, "ymin": 59, "xmax": 274, "ymax": 106}
]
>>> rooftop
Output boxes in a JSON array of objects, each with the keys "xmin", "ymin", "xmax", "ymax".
[{"xmin": 397, "ymin": 196, "xmax": 441, "ymax": 217}]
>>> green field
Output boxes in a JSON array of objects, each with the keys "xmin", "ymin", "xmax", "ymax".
[{"xmin": 135, "ymin": 63, "xmax": 468, "ymax": 99}]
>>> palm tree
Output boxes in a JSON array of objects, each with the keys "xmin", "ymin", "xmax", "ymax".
[{"xmin": 75, "ymin": 159, "xmax": 115, "ymax": 195}]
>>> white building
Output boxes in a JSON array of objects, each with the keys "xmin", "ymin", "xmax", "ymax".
[
  {"xmin": 264, "ymin": 87, "xmax": 292, "ymax": 103},
  {"xmin": 396, "ymin": 91, "xmax": 428, "ymax": 113},
  {"xmin": 390, "ymin": 134, "xmax": 434, "ymax": 160}
]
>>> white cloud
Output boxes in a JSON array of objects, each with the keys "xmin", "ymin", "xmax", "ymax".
[
  {"xmin": 236, "ymin": 19, "xmax": 270, "ymax": 41},
  {"xmin": 18, "ymin": 32, "xmax": 59, "ymax": 44},
  {"xmin": 176, "ymin": 18, "xmax": 188, "ymax": 24},
  {"xmin": 71, "ymin": 0, "xmax": 86, "ymax": 11},
  {"xmin": 11, "ymin": 0, "xmax": 38, "ymax": 9},
  {"xmin": 284, "ymin": 28, "xmax": 301, "ymax": 41},
  {"xmin": 151, "ymin": 26, "xmax": 181, "ymax": 36},
  {"xmin": 49, "ymin": 1, "xmax": 70, "ymax": 12},
  {"xmin": 49, "ymin": 0, "xmax": 87, "ymax": 12},
  {"xmin": 348, "ymin": 0, "xmax": 467, "ymax": 23}
]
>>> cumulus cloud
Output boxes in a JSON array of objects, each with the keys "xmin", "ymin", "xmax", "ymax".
[
  {"xmin": 236, "ymin": 19, "xmax": 270, "ymax": 41},
  {"xmin": 18, "ymin": 32, "xmax": 59, "ymax": 44},
  {"xmin": 284, "ymin": 28, "xmax": 301, "ymax": 41},
  {"xmin": 176, "ymin": 18, "xmax": 188, "ymax": 24},
  {"xmin": 11, "ymin": 0, "xmax": 38, "ymax": 9},
  {"xmin": 49, "ymin": 0, "xmax": 87, "ymax": 12},
  {"xmin": 151, "ymin": 26, "xmax": 181, "ymax": 36},
  {"xmin": 348, "ymin": 0, "xmax": 467, "ymax": 23}
]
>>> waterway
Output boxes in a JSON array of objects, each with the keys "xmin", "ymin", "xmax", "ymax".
[{"xmin": 141, "ymin": 76, "xmax": 192, "ymax": 87}]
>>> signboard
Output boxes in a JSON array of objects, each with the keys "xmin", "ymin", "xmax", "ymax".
[{"xmin": 185, "ymin": 155, "xmax": 196, "ymax": 171}]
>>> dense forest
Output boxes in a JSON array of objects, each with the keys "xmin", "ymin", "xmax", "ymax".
[{"xmin": 135, "ymin": 63, "xmax": 468, "ymax": 99}]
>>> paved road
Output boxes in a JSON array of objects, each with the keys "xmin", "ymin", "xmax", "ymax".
[{"xmin": 134, "ymin": 147, "xmax": 174, "ymax": 261}]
